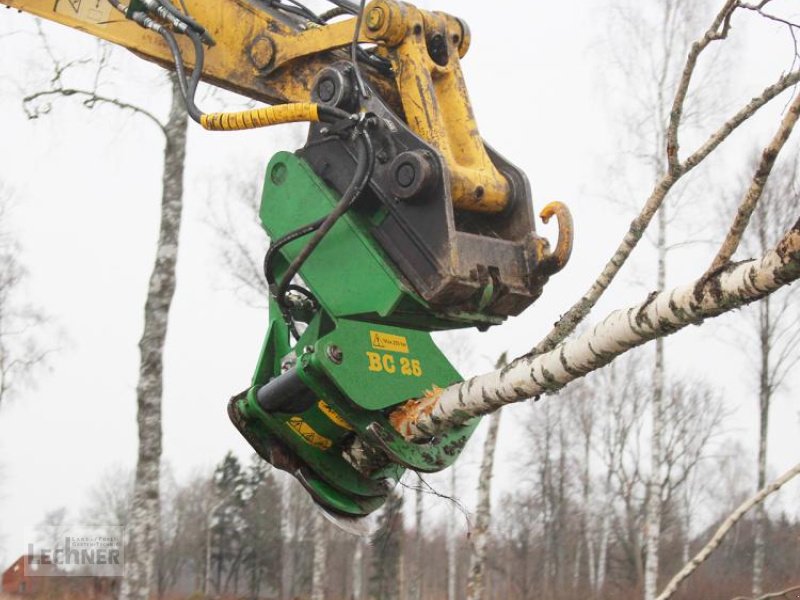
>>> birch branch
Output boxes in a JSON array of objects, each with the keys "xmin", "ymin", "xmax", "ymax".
[
  {"xmin": 533, "ymin": 68, "xmax": 800, "ymax": 357},
  {"xmin": 655, "ymin": 461, "xmax": 800, "ymax": 600},
  {"xmin": 708, "ymin": 90, "xmax": 800, "ymax": 273},
  {"xmin": 731, "ymin": 584, "xmax": 800, "ymax": 600},
  {"xmin": 666, "ymin": 0, "xmax": 737, "ymax": 175},
  {"xmin": 388, "ymin": 218, "xmax": 800, "ymax": 440}
]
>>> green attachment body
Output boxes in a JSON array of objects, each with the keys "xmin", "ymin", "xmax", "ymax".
[{"xmin": 229, "ymin": 152, "xmax": 484, "ymax": 517}]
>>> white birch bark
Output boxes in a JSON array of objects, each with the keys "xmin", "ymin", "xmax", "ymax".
[
  {"xmin": 411, "ymin": 486, "xmax": 423, "ymax": 600},
  {"xmin": 120, "ymin": 73, "xmax": 187, "ymax": 600},
  {"xmin": 352, "ymin": 538, "xmax": 364, "ymax": 600},
  {"xmin": 382, "ymin": 220, "xmax": 800, "ymax": 441},
  {"xmin": 644, "ymin": 202, "xmax": 668, "ymax": 600},
  {"xmin": 466, "ymin": 411, "xmax": 502, "ymax": 600},
  {"xmin": 752, "ymin": 294, "xmax": 770, "ymax": 597},
  {"xmin": 281, "ymin": 481, "xmax": 295, "ymax": 600},
  {"xmin": 311, "ymin": 509, "xmax": 327, "ymax": 600},
  {"xmin": 596, "ymin": 495, "xmax": 610, "ymax": 594}
]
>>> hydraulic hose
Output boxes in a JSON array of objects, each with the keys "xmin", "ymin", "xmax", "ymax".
[{"xmin": 274, "ymin": 127, "xmax": 374, "ymax": 311}]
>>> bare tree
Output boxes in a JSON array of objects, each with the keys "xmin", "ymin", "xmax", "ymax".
[
  {"xmin": 599, "ymin": 1, "xmax": 727, "ymax": 595},
  {"xmin": 728, "ymin": 150, "xmax": 800, "ymax": 596},
  {"xmin": 311, "ymin": 510, "xmax": 328, "ymax": 600},
  {"xmin": 466, "ymin": 411, "xmax": 502, "ymax": 600},
  {"xmin": 446, "ymin": 462, "xmax": 458, "ymax": 600},
  {"xmin": 22, "ymin": 35, "xmax": 189, "ymax": 599},
  {"xmin": 0, "ymin": 185, "xmax": 47, "ymax": 408}
]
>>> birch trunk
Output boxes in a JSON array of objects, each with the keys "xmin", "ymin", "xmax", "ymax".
[
  {"xmin": 644, "ymin": 203, "xmax": 668, "ymax": 600},
  {"xmin": 311, "ymin": 510, "xmax": 327, "ymax": 600},
  {"xmin": 752, "ymin": 295, "xmax": 770, "ymax": 596},
  {"xmin": 352, "ymin": 538, "xmax": 364, "ymax": 600},
  {"xmin": 382, "ymin": 220, "xmax": 800, "ymax": 441},
  {"xmin": 411, "ymin": 486, "xmax": 423, "ymax": 600},
  {"xmin": 120, "ymin": 73, "xmax": 187, "ymax": 600},
  {"xmin": 447, "ymin": 465, "xmax": 457, "ymax": 600},
  {"xmin": 596, "ymin": 492, "xmax": 610, "ymax": 594},
  {"xmin": 281, "ymin": 482, "xmax": 295, "ymax": 600},
  {"xmin": 466, "ymin": 411, "xmax": 502, "ymax": 600}
]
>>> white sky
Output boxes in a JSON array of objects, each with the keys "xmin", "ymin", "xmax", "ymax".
[{"xmin": 0, "ymin": 0, "xmax": 799, "ymax": 563}]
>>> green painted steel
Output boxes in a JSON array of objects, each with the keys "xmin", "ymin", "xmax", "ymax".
[{"xmin": 228, "ymin": 153, "xmax": 482, "ymax": 517}]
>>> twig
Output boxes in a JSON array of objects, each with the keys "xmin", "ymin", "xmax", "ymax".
[
  {"xmin": 667, "ymin": 0, "xmax": 737, "ymax": 176},
  {"xmin": 741, "ymin": 3, "xmax": 800, "ymax": 78},
  {"xmin": 23, "ymin": 88, "xmax": 166, "ymax": 134},
  {"xmin": 655, "ymin": 462, "xmax": 800, "ymax": 600},
  {"xmin": 707, "ymin": 90, "xmax": 800, "ymax": 274}
]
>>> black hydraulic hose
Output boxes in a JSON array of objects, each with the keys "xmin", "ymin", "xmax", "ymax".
[
  {"xmin": 184, "ymin": 29, "xmax": 205, "ymax": 120},
  {"xmin": 264, "ymin": 216, "xmax": 326, "ymax": 287},
  {"xmin": 319, "ymin": 6, "xmax": 349, "ymax": 21},
  {"xmin": 274, "ymin": 128, "xmax": 374, "ymax": 311},
  {"xmin": 156, "ymin": 26, "xmax": 192, "ymax": 100},
  {"xmin": 326, "ymin": 0, "xmax": 358, "ymax": 14}
]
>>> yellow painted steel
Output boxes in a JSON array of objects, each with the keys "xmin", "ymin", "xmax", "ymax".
[
  {"xmin": 364, "ymin": 0, "xmax": 510, "ymax": 213},
  {"xmin": 538, "ymin": 201, "xmax": 574, "ymax": 275},
  {"xmin": 1, "ymin": 0, "xmax": 362, "ymax": 105},
  {"xmin": 200, "ymin": 102, "xmax": 319, "ymax": 131},
  {"xmin": 2, "ymin": 0, "xmax": 511, "ymax": 212}
]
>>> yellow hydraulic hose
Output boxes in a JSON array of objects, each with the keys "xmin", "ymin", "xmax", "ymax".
[{"xmin": 200, "ymin": 102, "xmax": 320, "ymax": 131}]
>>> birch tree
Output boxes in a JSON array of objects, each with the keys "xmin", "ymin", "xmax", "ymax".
[
  {"xmin": 602, "ymin": 1, "xmax": 726, "ymax": 595},
  {"xmin": 375, "ymin": 0, "xmax": 800, "ymax": 454},
  {"xmin": 22, "ymin": 38, "xmax": 188, "ymax": 598},
  {"xmin": 446, "ymin": 464, "xmax": 458, "ymax": 600},
  {"xmin": 311, "ymin": 510, "xmax": 328, "ymax": 600},
  {"xmin": 726, "ymin": 150, "xmax": 800, "ymax": 596},
  {"xmin": 465, "ymin": 411, "xmax": 501, "ymax": 600}
]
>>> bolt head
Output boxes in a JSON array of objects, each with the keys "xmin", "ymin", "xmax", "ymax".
[
  {"xmin": 366, "ymin": 6, "xmax": 385, "ymax": 30},
  {"xmin": 317, "ymin": 78, "xmax": 336, "ymax": 103},
  {"xmin": 396, "ymin": 162, "xmax": 416, "ymax": 188},
  {"xmin": 248, "ymin": 36, "xmax": 275, "ymax": 71},
  {"xmin": 326, "ymin": 345, "xmax": 343, "ymax": 364}
]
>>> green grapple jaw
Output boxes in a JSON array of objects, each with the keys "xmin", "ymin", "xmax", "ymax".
[{"xmin": 229, "ymin": 152, "xmax": 485, "ymax": 518}]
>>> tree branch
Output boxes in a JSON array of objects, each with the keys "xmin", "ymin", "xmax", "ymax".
[
  {"xmin": 23, "ymin": 88, "xmax": 166, "ymax": 135},
  {"xmin": 655, "ymin": 462, "xmax": 800, "ymax": 600},
  {"xmin": 731, "ymin": 584, "xmax": 800, "ymax": 600},
  {"xmin": 383, "ymin": 217, "xmax": 800, "ymax": 441},
  {"xmin": 707, "ymin": 91, "xmax": 800, "ymax": 273},
  {"xmin": 683, "ymin": 69, "xmax": 800, "ymax": 172},
  {"xmin": 531, "ymin": 66, "xmax": 800, "ymax": 356},
  {"xmin": 666, "ymin": 0, "xmax": 737, "ymax": 176}
]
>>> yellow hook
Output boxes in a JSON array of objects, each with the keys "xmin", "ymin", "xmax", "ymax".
[{"xmin": 538, "ymin": 201, "xmax": 574, "ymax": 276}]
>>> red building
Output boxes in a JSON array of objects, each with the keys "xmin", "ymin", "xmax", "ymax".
[
  {"xmin": 1, "ymin": 555, "xmax": 118, "ymax": 598},
  {"xmin": 1, "ymin": 555, "xmax": 44, "ymax": 595}
]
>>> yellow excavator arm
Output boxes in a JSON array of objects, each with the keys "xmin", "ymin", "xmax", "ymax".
[
  {"xmin": 3, "ymin": 0, "xmax": 574, "ymax": 522},
  {"xmin": 4, "ymin": 0, "xmax": 529, "ymax": 214}
]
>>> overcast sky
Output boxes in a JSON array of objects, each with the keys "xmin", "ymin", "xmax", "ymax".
[{"xmin": 1, "ymin": 0, "xmax": 798, "ymax": 563}]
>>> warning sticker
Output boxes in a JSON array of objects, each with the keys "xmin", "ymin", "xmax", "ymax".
[
  {"xmin": 56, "ymin": 0, "xmax": 113, "ymax": 25},
  {"xmin": 369, "ymin": 330, "xmax": 409, "ymax": 354},
  {"xmin": 318, "ymin": 400, "xmax": 353, "ymax": 431},
  {"xmin": 287, "ymin": 417, "xmax": 332, "ymax": 450}
]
